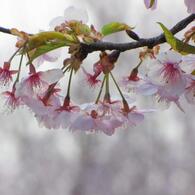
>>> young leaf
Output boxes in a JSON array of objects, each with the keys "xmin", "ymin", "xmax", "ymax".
[
  {"xmin": 27, "ymin": 41, "xmax": 68, "ymax": 63},
  {"xmin": 158, "ymin": 22, "xmax": 195, "ymax": 55},
  {"xmin": 101, "ymin": 22, "xmax": 131, "ymax": 36},
  {"xmin": 28, "ymin": 31, "xmax": 77, "ymax": 51}
]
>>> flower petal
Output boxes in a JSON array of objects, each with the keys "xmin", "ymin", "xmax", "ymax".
[{"xmin": 39, "ymin": 69, "xmax": 63, "ymax": 85}]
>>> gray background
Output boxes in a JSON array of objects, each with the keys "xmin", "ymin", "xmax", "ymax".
[{"xmin": 0, "ymin": 0, "xmax": 195, "ymax": 195}]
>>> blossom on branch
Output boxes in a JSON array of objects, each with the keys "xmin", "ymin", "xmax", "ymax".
[{"xmin": 0, "ymin": 62, "xmax": 17, "ymax": 86}]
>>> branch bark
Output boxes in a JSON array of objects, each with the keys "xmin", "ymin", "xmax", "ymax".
[
  {"xmin": 0, "ymin": 14, "xmax": 194, "ymax": 54},
  {"xmin": 81, "ymin": 13, "xmax": 195, "ymax": 53}
]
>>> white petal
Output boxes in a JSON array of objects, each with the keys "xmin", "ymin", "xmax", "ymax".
[
  {"xmin": 39, "ymin": 69, "xmax": 63, "ymax": 85},
  {"xmin": 137, "ymin": 83, "xmax": 158, "ymax": 96},
  {"xmin": 182, "ymin": 55, "xmax": 195, "ymax": 73},
  {"xmin": 63, "ymin": 6, "xmax": 88, "ymax": 23},
  {"xmin": 185, "ymin": 0, "xmax": 195, "ymax": 13},
  {"xmin": 158, "ymin": 51, "xmax": 182, "ymax": 65},
  {"xmin": 49, "ymin": 16, "xmax": 66, "ymax": 29},
  {"xmin": 185, "ymin": 86, "xmax": 195, "ymax": 104},
  {"xmin": 128, "ymin": 112, "xmax": 145, "ymax": 124}
]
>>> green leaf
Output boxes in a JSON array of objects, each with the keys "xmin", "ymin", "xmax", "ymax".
[
  {"xmin": 158, "ymin": 22, "xmax": 195, "ymax": 55},
  {"xmin": 27, "ymin": 41, "xmax": 68, "ymax": 63},
  {"xmin": 27, "ymin": 31, "xmax": 78, "ymax": 51},
  {"xmin": 149, "ymin": 0, "xmax": 155, "ymax": 8},
  {"xmin": 101, "ymin": 22, "xmax": 131, "ymax": 36}
]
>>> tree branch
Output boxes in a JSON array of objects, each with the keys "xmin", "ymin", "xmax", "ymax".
[
  {"xmin": 0, "ymin": 26, "xmax": 11, "ymax": 34},
  {"xmin": 0, "ymin": 14, "xmax": 194, "ymax": 54},
  {"xmin": 81, "ymin": 13, "xmax": 195, "ymax": 53}
]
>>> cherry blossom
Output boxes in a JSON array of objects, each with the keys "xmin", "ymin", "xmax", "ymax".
[
  {"xmin": 1, "ymin": 88, "xmax": 21, "ymax": 112},
  {"xmin": 70, "ymin": 101, "xmax": 123, "ymax": 136},
  {"xmin": 22, "ymin": 85, "xmax": 62, "ymax": 128},
  {"xmin": 184, "ymin": 75, "xmax": 195, "ymax": 104},
  {"xmin": 0, "ymin": 62, "xmax": 17, "ymax": 86},
  {"xmin": 51, "ymin": 98, "xmax": 81, "ymax": 129},
  {"xmin": 82, "ymin": 67, "xmax": 101, "ymax": 87},
  {"xmin": 184, "ymin": 0, "xmax": 195, "ymax": 13},
  {"xmin": 147, "ymin": 51, "xmax": 187, "ymax": 97},
  {"xmin": 0, "ymin": 2, "xmax": 195, "ymax": 136},
  {"xmin": 182, "ymin": 54, "xmax": 195, "ymax": 73},
  {"xmin": 16, "ymin": 68, "xmax": 63, "ymax": 98}
]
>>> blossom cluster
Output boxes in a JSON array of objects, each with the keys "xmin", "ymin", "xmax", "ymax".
[{"xmin": 0, "ymin": 4, "xmax": 195, "ymax": 136}]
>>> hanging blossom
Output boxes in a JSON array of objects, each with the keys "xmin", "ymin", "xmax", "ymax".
[
  {"xmin": 1, "ymin": 88, "xmax": 22, "ymax": 112},
  {"xmin": 16, "ymin": 65, "xmax": 64, "ymax": 98},
  {"xmin": 184, "ymin": 75, "xmax": 195, "ymax": 104},
  {"xmin": 121, "ymin": 51, "xmax": 188, "ymax": 110},
  {"xmin": 82, "ymin": 51, "xmax": 120, "ymax": 88},
  {"xmin": 182, "ymin": 54, "xmax": 195, "ymax": 104},
  {"xmin": 0, "ymin": 62, "xmax": 18, "ymax": 86},
  {"xmin": 184, "ymin": 0, "xmax": 195, "ymax": 13},
  {"xmin": 147, "ymin": 51, "xmax": 187, "ymax": 96},
  {"xmin": 22, "ymin": 86, "xmax": 63, "ymax": 129},
  {"xmin": 69, "ymin": 98, "xmax": 148, "ymax": 136},
  {"xmin": 1, "ymin": 6, "xmax": 195, "ymax": 136},
  {"xmin": 144, "ymin": 51, "xmax": 187, "ymax": 109}
]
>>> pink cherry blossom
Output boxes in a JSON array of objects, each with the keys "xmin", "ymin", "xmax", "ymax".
[
  {"xmin": 154, "ymin": 86, "xmax": 184, "ymax": 111},
  {"xmin": 144, "ymin": 0, "xmax": 158, "ymax": 10},
  {"xmin": 16, "ymin": 68, "xmax": 63, "ymax": 97},
  {"xmin": 184, "ymin": 0, "xmax": 195, "ymax": 13},
  {"xmin": 182, "ymin": 54, "xmax": 195, "ymax": 73},
  {"xmin": 184, "ymin": 75, "xmax": 195, "ymax": 104},
  {"xmin": 82, "ymin": 67, "xmax": 101, "ymax": 87},
  {"xmin": 51, "ymin": 98, "xmax": 80, "ymax": 129},
  {"xmin": 121, "ymin": 74, "xmax": 158, "ymax": 96},
  {"xmin": 0, "ymin": 62, "xmax": 18, "ymax": 86},
  {"xmin": 148, "ymin": 51, "xmax": 187, "ymax": 97},
  {"xmin": 22, "ymin": 86, "xmax": 62, "ymax": 129},
  {"xmin": 1, "ymin": 89, "xmax": 21, "ymax": 112},
  {"xmin": 70, "ymin": 102, "xmax": 123, "ymax": 136}
]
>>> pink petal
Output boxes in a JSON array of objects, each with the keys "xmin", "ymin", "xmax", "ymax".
[
  {"xmin": 39, "ymin": 69, "xmax": 63, "ymax": 85},
  {"xmin": 184, "ymin": 0, "xmax": 195, "ymax": 13}
]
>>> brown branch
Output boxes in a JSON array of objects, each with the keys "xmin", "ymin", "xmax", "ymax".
[
  {"xmin": 0, "ymin": 26, "xmax": 11, "ymax": 34},
  {"xmin": 81, "ymin": 13, "xmax": 195, "ymax": 53},
  {"xmin": 0, "ymin": 14, "xmax": 194, "ymax": 54}
]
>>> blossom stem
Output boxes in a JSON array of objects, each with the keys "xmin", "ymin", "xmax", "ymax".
[
  {"xmin": 63, "ymin": 66, "xmax": 71, "ymax": 74},
  {"xmin": 8, "ymin": 47, "xmax": 22, "ymax": 63},
  {"xmin": 104, "ymin": 73, "xmax": 110, "ymax": 101},
  {"xmin": 13, "ymin": 50, "xmax": 25, "ymax": 88},
  {"xmin": 95, "ymin": 75, "xmax": 106, "ymax": 104},
  {"xmin": 66, "ymin": 67, "xmax": 74, "ymax": 99},
  {"xmin": 136, "ymin": 59, "xmax": 143, "ymax": 69},
  {"xmin": 110, "ymin": 72, "xmax": 126, "ymax": 101}
]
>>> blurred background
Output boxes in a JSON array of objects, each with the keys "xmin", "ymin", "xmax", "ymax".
[{"xmin": 0, "ymin": 0, "xmax": 195, "ymax": 194}]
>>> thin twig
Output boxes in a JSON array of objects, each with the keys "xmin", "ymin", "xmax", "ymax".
[{"xmin": 81, "ymin": 14, "xmax": 195, "ymax": 53}]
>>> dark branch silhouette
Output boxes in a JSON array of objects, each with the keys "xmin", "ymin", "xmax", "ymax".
[
  {"xmin": 81, "ymin": 14, "xmax": 195, "ymax": 53},
  {"xmin": 0, "ymin": 14, "xmax": 194, "ymax": 54}
]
